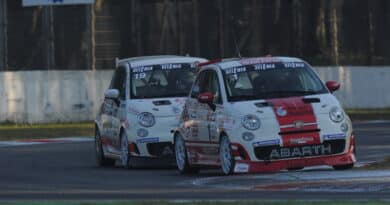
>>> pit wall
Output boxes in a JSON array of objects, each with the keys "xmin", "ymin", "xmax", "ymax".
[{"xmin": 0, "ymin": 66, "xmax": 389, "ymax": 123}]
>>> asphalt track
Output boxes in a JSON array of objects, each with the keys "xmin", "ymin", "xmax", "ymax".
[{"xmin": 0, "ymin": 121, "xmax": 390, "ymax": 201}]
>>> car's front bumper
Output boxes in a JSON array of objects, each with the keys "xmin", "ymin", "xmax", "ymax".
[{"xmin": 231, "ymin": 135, "xmax": 356, "ymax": 173}]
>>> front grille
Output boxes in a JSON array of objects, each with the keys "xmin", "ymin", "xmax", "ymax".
[
  {"xmin": 254, "ymin": 139, "xmax": 345, "ymax": 160},
  {"xmin": 147, "ymin": 142, "xmax": 174, "ymax": 157}
]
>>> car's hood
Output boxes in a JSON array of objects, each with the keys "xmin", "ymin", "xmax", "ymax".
[
  {"xmin": 226, "ymin": 93, "xmax": 342, "ymax": 119},
  {"xmin": 128, "ymin": 97, "xmax": 187, "ymax": 117}
]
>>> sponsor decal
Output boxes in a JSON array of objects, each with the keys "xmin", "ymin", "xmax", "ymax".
[
  {"xmin": 224, "ymin": 66, "xmax": 246, "ymax": 75},
  {"xmin": 136, "ymin": 137, "xmax": 159, "ymax": 144},
  {"xmin": 323, "ymin": 133, "xmax": 346, "ymax": 140},
  {"xmin": 132, "ymin": 66, "xmax": 153, "ymax": 73},
  {"xmin": 218, "ymin": 117, "xmax": 236, "ymax": 130},
  {"xmin": 283, "ymin": 62, "xmax": 305, "ymax": 68},
  {"xmin": 172, "ymin": 106, "xmax": 181, "ymax": 114},
  {"xmin": 128, "ymin": 107, "xmax": 140, "ymax": 114},
  {"xmin": 234, "ymin": 163, "xmax": 249, "ymax": 173},
  {"xmin": 254, "ymin": 63, "xmax": 276, "ymax": 71},
  {"xmin": 289, "ymin": 137, "xmax": 314, "ymax": 145},
  {"xmin": 269, "ymin": 144, "xmax": 332, "ymax": 159},
  {"xmin": 161, "ymin": 63, "xmax": 182, "ymax": 70},
  {"xmin": 240, "ymin": 57, "xmax": 279, "ymax": 65},
  {"xmin": 253, "ymin": 139, "xmax": 280, "ymax": 147}
]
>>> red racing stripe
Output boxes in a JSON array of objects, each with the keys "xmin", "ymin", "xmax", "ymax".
[{"xmin": 267, "ymin": 96, "xmax": 320, "ymax": 147}]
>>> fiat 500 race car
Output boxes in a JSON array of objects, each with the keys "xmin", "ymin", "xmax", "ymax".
[
  {"xmin": 174, "ymin": 56, "xmax": 356, "ymax": 175},
  {"xmin": 94, "ymin": 55, "xmax": 207, "ymax": 168}
]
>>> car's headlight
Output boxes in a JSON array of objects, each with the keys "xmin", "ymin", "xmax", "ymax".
[
  {"xmin": 241, "ymin": 115, "xmax": 261, "ymax": 130},
  {"xmin": 137, "ymin": 112, "xmax": 155, "ymax": 127},
  {"xmin": 329, "ymin": 107, "xmax": 344, "ymax": 123}
]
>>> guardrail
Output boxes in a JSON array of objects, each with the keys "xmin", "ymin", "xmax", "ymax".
[{"xmin": 0, "ymin": 66, "xmax": 389, "ymax": 123}]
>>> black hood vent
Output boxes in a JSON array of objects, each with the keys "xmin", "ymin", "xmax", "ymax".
[
  {"xmin": 152, "ymin": 100, "xmax": 172, "ymax": 106},
  {"xmin": 302, "ymin": 98, "xmax": 320, "ymax": 104}
]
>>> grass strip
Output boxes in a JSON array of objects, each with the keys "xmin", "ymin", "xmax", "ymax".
[
  {"xmin": 0, "ymin": 122, "xmax": 94, "ymax": 130},
  {"xmin": 360, "ymin": 157, "xmax": 390, "ymax": 170},
  {"xmin": 346, "ymin": 108, "xmax": 390, "ymax": 121},
  {"xmin": 0, "ymin": 122, "xmax": 94, "ymax": 140}
]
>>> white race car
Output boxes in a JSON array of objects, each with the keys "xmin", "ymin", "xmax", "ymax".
[
  {"xmin": 174, "ymin": 56, "xmax": 356, "ymax": 174},
  {"xmin": 94, "ymin": 55, "xmax": 207, "ymax": 168}
]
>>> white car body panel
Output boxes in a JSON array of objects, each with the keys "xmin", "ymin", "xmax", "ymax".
[
  {"xmin": 177, "ymin": 56, "xmax": 356, "ymax": 173},
  {"xmin": 96, "ymin": 56, "xmax": 207, "ymax": 160}
]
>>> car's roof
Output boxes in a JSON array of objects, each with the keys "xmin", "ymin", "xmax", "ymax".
[
  {"xmin": 205, "ymin": 56, "xmax": 305, "ymax": 70},
  {"xmin": 117, "ymin": 55, "xmax": 208, "ymax": 68}
]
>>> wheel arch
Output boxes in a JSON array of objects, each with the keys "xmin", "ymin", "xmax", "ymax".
[
  {"xmin": 219, "ymin": 130, "xmax": 229, "ymax": 142},
  {"xmin": 172, "ymin": 129, "xmax": 181, "ymax": 144}
]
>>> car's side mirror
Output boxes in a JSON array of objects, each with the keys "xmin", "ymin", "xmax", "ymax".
[
  {"xmin": 326, "ymin": 81, "xmax": 340, "ymax": 93},
  {"xmin": 197, "ymin": 92, "xmax": 216, "ymax": 111},
  {"xmin": 104, "ymin": 89, "xmax": 119, "ymax": 99},
  {"xmin": 197, "ymin": 92, "xmax": 214, "ymax": 104}
]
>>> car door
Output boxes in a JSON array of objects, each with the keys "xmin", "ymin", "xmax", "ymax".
[
  {"xmin": 101, "ymin": 66, "xmax": 127, "ymax": 153},
  {"xmin": 185, "ymin": 69, "xmax": 222, "ymax": 164},
  {"xmin": 198, "ymin": 70, "xmax": 223, "ymax": 162},
  {"xmin": 110, "ymin": 65, "xmax": 128, "ymax": 151},
  {"xmin": 184, "ymin": 70, "xmax": 207, "ymax": 143}
]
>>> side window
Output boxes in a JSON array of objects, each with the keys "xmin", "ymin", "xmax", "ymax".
[
  {"xmin": 196, "ymin": 70, "xmax": 222, "ymax": 104},
  {"xmin": 110, "ymin": 66, "xmax": 127, "ymax": 100},
  {"xmin": 190, "ymin": 71, "xmax": 206, "ymax": 98},
  {"xmin": 208, "ymin": 71, "xmax": 222, "ymax": 104}
]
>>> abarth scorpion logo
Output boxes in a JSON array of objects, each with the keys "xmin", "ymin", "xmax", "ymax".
[{"xmin": 276, "ymin": 106, "xmax": 287, "ymax": 116}]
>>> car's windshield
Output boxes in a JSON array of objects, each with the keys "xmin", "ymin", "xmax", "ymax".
[
  {"xmin": 222, "ymin": 61, "xmax": 328, "ymax": 102},
  {"xmin": 131, "ymin": 63, "xmax": 196, "ymax": 99}
]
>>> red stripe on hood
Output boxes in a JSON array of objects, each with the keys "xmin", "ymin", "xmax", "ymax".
[{"xmin": 267, "ymin": 97, "xmax": 320, "ymax": 147}]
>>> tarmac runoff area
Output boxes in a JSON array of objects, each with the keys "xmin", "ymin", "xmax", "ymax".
[
  {"xmin": 0, "ymin": 121, "xmax": 389, "ymax": 200},
  {"xmin": 191, "ymin": 170, "xmax": 390, "ymax": 193}
]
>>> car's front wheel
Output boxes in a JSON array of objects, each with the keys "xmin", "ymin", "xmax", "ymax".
[
  {"xmin": 120, "ymin": 131, "xmax": 131, "ymax": 169},
  {"xmin": 95, "ymin": 129, "xmax": 115, "ymax": 167},
  {"xmin": 219, "ymin": 136, "xmax": 235, "ymax": 175},
  {"xmin": 175, "ymin": 133, "xmax": 199, "ymax": 174}
]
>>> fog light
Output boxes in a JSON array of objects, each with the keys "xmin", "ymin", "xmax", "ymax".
[
  {"xmin": 137, "ymin": 128, "xmax": 149, "ymax": 138},
  {"xmin": 242, "ymin": 132, "xmax": 255, "ymax": 141},
  {"xmin": 341, "ymin": 123, "xmax": 349, "ymax": 133}
]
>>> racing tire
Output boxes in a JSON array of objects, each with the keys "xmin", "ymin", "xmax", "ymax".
[
  {"xmin": 219, "ymin": 136, "xmax": 235, "ymax": 175},
  {"xmin": 333, "ymin": 163, "xmax": 354, "ymax": 170},
  {"xmin": 174, "ymin": 134, "xmax": 199, "ymax": 174},
  {"xmin": 95, "ymin": 129, "xmax": 115, "ymax": 167},
  {"xmin": 120, "ymin": 131, "xmax": 131, "ymax": 169}
]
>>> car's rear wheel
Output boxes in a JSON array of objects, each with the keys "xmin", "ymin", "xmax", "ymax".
[
  {"xmin": 333, "ymin": 163, "xmax": 354, "ymax": 170},
  {"xmin": 219, "ymin": 136, "xmax": 235, "ymax": 175},
  {"xmin": 120, "ymin": 131, "xmax": 131, "ymax": 169},
  {"xmin": 175, "ymin": 133, "xmax": 199, "ymax": 174},
  {"xmin": 95, "ymin": 129, "xmax": 115, "ymax": 167}
]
